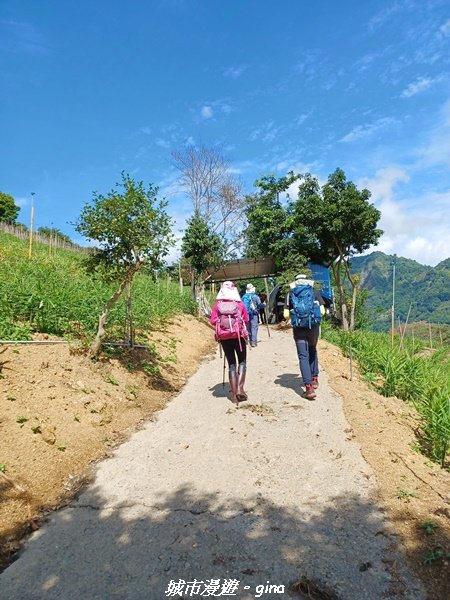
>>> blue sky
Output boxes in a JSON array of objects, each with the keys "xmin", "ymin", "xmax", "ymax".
[{"xmin": 1, "ymin": 0, "xmax": 449, "ymax": 266}]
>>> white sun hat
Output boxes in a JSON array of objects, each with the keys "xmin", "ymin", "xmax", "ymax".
[{"xmin": 216, "ymin": 281, "xmax": 241, "ymax": 301}]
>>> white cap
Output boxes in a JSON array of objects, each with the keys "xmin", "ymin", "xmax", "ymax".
[{"xmin": 290, "ymin": 274, "xmax": 315, "ymax": 289}]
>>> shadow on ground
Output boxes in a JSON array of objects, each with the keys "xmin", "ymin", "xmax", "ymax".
[
  {"xmin": 0, "ymin": 485, "xmax": 425, "ymax": 600},
  {"xmin": 274, "ymin": 373, "xmax": 304, "ymax": 395},
  {"xmin": 209, "ymin": 382, "xmax": 232, "ymax": 400}
]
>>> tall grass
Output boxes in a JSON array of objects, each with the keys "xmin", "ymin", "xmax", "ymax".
[
  {"xmin": 322, "ymin": 321, "xmax": 450, "ymax": 468},
  {"xmin": 0, "ymin": 232, "xmax": 196, "ymax": 342}
]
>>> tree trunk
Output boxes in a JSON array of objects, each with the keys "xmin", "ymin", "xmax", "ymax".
[
  {"xmin": 196, "ymin": 282, "xmax": 211, "ymax": 317},
  {"xmin": 90, "ymin": 269, "xmax": 137, "ymax": 356},
  {"xmin": 349, "ymin": 281, "xmax": 357, "ymax": 331},
  {"xmin": 342, "ymin": 260, "xmax": 357, "ymax": 331},
  {"xmin": 190, "ymin": 272, "xmax": 196, "ymax": 302},
  {"xmin": 332, "ymin": 260, "xmax": 349, "ymax": 330}
]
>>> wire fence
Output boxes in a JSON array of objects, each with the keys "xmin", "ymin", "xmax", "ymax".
[{"xmin": 0, "ymin": 221, "xmax": 91, "ymax": 254}]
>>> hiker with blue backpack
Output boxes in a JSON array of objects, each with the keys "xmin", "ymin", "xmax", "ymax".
[
  {"xmin": 284, "ymin": 274, "xmax": 325, "ymax": 400},
  {"xmin": 210, "ymin": 281, "xmax": 250, "ymax": 405},
  {"xmin": 241, "ymin": 283, "xmax": 261, "ymax": 347}
]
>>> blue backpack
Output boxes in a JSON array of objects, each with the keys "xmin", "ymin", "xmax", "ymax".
[
  {"xmin": 242, "ymin": 293, "xmax": 258, "ymax": 316},
  {"xmin": 289, "ymin": 284, "xmax": 322, "ymax": 329}
]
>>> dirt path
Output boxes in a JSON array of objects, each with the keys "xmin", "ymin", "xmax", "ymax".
[{"xmin": 0, "ymin": 327, "xmax": 426, "ymax": 599}]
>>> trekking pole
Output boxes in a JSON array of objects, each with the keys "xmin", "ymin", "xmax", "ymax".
[
  {"xmin": 218, "ymin": 343, "xmax": 225, "ymax": 388},
  {"xmin": 222, "ymin": 352, "xmax": 226, "ymax": 388},
  {"xmin": 264, "ymin": 307, "xmax": 271, "ymax": 338}
]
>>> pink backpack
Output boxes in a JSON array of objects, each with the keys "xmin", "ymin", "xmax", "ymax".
[{"xmin": 215, "ymin": 300, "xmax": 248, "ymax": 347}]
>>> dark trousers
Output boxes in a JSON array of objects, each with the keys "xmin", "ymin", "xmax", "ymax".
[
  {"xmin": 221, "ymin": 338, "xmax": 247, "ymax": 368},
  {"xmin": 293, "ymin": 324, "xmax": 320, "ymax": 385},
  {"xmin": 246, "ymin": 314, "xmax": 259, "ymax": 345}
]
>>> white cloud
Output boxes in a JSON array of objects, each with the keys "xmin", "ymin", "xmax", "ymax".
[
  {"xmin": 358, "ymin": 166, "xmax": 409, "ymax": 202},
  {"xmin": 416, "ymin": 98, "xmax": 450, "ymax": 167},
  {"xmin": 295, "ymin": 113, "xmax": 309, "ymax": 126},
  {"xmin": 223, "ymin": 65, "xmax": 247, "ymax": 79},
  {"xmin": 340, "ymin": 117, "xmax": 399, "ymax": 142},
  {"xmin": 403, "ymin": 235, "xmax": 450, "ymax": 266},
  {"xmin": 368, "ymin": 3, "xmax": 402, "ymax": 31},
  {"xmin": 198, "ymin": 100, "xmax": 233, "ymax": 121},
  {"xmin": 401, "ymin": 76, "xmax": 434, "ymax": 97},
  {"xmin": 355, "ymin": 52, "xmax": 377, "ymax": 72},
  {"xmin": 1, "ymin": 19, "xmax": 49, "ymax": 54},
  {"xmin": 248, "ymin": 121, "xmax": 280, "ymax": 143},
  {"xmin": 358, "ymin": 168, "xmax": 450, "ymax": 266},
  {"xmin": 15, "ymin": 196, "xmax": 29, "ymax": 208},
  {"xmin": 220, "ymin": 103, "xmax": 232, "ymax": 115},
  {"xmin": 140, "ymin": 126, "xmax": 152, "ymax": 135},
  {"xmin": 200, "ymin": 105, "xmax": 213, "ymax": 119},
  {"xmin": 155, "ymin": 138, "xmax": 171, "ymax": 149},
  {"xmin": 293, "ymin": 50, "xmax": 323, "ymax": 82},
  {"xmin": 439, "ymin": 19, "xmax": 450, "ymax": 36}
]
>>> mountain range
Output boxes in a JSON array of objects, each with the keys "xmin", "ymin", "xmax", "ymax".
[{"xmin": 349, "ymin": 252, "xmax": 450, "ymax": 331}]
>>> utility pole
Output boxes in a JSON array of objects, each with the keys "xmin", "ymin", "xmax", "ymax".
[
  {"xmin": 390, "ymin": 254, "xmax": 396, "ymax": 348},
  {"xmin": 49, "ymin": 221, "xmax": 53, "ymax": 257},
  {"xmin": 28, "ymin": 192, "xmax": 35, "ymax": 259},
  {"xmin": 179, "ymin": 260, "xmax": 183, "ymax": 295}
]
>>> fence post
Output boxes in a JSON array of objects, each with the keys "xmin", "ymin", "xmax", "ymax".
[
  {"xmin": 179, "ymin": 262, "xmax": 183, "ymax": 295},
  {"xmin": 28, "ymin": 194, "xmax": 35, "ymax": 259},
  {"xmin": 400, "ymin": 302, "xmax": 412, "ymax": 353},
  {"xmin": 349, "ymin": 344, "xmax": 353, "ymax": 381}
]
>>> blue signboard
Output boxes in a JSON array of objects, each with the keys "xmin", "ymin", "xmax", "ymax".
[{"xmin": 307, "ymin": 262, "xmax": 333, "ymax": 302}]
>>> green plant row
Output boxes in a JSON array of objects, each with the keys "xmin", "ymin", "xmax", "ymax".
[
  {"xmin": 322, "ymin": 321, "xmax": 450, "ymax": 468},
  {"xmin": 0, "ymin": 233, "xmax": 196, "ymax": 342}
]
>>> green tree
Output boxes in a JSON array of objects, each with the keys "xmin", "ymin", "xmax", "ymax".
[
  {"xmin": 75, "ymin": 173, "xmax": 174, "ymax": 355},
  {"xmin": 244, "ymin": 172, "xmax": 309, "ymax": 279},
  {"xmin": 37, "ymin": 227, "xmax": 72, "ymax": 245},
  {"xmin": 0, "ymin": 192, "xmax": 20, "ymax": 224},
  {"xmin": 295, "ymin": 168, "xmax": 382, "ymax": 330},
  {"xmin": 181, "ymin": 212, "xmax": 224, "ymax": 309}
]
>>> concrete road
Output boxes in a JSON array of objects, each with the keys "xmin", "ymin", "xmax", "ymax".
[{"xmin": 0, "ymin": 327, "xmax": 425, "ymax": 600}]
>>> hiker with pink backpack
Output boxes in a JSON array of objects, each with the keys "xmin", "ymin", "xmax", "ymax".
[{"xmin": 210, "ymin": 281, "xmax": 249, "ymax": 405}]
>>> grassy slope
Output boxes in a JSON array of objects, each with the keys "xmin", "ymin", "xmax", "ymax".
[{"xmin": 0, "ymin": 232, "xmax": 195, "ymax": 341}]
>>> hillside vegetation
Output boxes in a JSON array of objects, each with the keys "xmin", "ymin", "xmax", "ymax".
[
  {"xmin": 322, "ymin": 322, "xmax": 450, "ymax": 467},
  {"xmin": 350, "ymin": 251, "xmax": 450, "ymax": 331},
  {"xmin": 0, "ymin": 232, "xmax": 195, "ymax": 342}
]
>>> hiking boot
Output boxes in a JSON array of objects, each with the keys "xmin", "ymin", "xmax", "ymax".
[
  {"xmin": 311, "ymin": 376, "xmax": 319, "ymax": 389},
  {"xmin": 237, "ymin": 363, "xmax": 248, "ymax": 402},
  {"xmin": 303, "ymin": 384, "xmax": 316, "ymax": 400},
  {"xmin": 229, "ymin": 369, "xmax": 239, "ymax": 404}
]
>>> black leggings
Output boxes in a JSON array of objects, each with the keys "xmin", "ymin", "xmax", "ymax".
[{"xmin": 221, "ymin": 338, "xmax": 247, "ymax": 368}]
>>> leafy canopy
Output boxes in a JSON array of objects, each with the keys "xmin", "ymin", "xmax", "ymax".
[
  {"xmin": 244, "ymin": 172, "xmax": 307, "ymax": 270},
  {"xmin": 294, "ymin": 168, "xmax": 382, "ymax": 330},
  {"xmin": 181, "ymin": 212, "xmax": 224, "ymax": 278},
  {"xmin": 0, "ymin": 192, "xmax": 20, "ymax": 224},
  {"xmin": 295, "ymin": 168, "xmax": 382, "ymax": 262},
  {"xmin": 75, "ymin": 173, "xmax": 174, "ymax": 280},
  {"xmin": 37, "ymin": 227, "xmax": 72, "ymax": 244}
]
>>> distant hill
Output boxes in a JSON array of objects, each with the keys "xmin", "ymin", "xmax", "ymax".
[{"xmin": 350, "ymin": 252, "xmax": 450, "ymax": 331}]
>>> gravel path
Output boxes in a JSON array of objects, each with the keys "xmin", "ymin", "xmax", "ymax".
[{"xmin": 0, "ymin": 327, "xmax": 426, "ymax": 600}]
